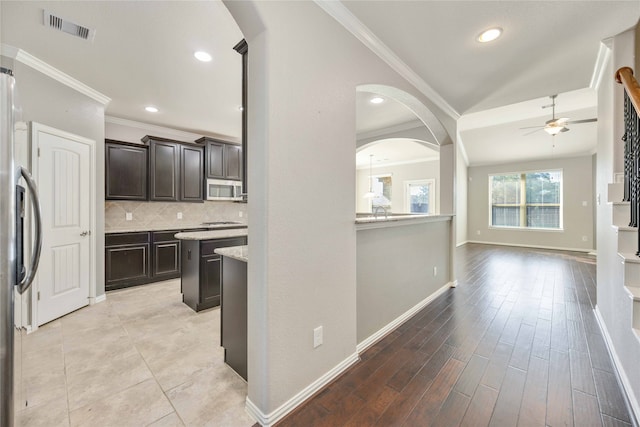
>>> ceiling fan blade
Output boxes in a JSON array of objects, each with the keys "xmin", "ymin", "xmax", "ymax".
[
  {"xmin": 560, "ymin": 127, "xmax": 570, "ymax": 133},
  {"xmin": 565, "ymin": 118, "xmax": 597, "ymax": 125},
  {"xmin": 523, "ymin": 128, "xmax": 544, "ymax": 136}
]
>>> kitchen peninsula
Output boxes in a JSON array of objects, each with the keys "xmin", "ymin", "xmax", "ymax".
[{"xmin": 175, "ymin": 228, "xmax": 247, "ymax": 312}]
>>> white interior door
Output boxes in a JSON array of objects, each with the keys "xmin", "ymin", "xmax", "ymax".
[{"xmin": 33, "ymin": 123, "xmax": 94, "ymax": 326}]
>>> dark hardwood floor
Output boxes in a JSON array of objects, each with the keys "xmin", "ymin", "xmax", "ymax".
[{"xmin": 274, "ymin": 243, "xmax": 634, "ymax": 427}]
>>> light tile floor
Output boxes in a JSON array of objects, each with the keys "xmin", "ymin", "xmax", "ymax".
[{"xmin": 18, "ymin": 279, "xmax": 256, "ymax": 427}]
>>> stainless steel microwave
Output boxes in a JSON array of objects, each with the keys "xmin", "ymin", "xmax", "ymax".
[{"xmin": 206, "ymin": 179, "xmax": 243, "ymax": 201}]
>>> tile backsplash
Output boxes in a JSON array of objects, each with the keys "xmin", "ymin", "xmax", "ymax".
[{"xmin": 105, "ymin": 200, "xmax": 247, "ymax": 232}]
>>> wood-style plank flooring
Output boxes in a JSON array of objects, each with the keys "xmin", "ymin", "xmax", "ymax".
[{"xmin": 275, "ymin": 243, "xmax": 634, "ymax": 427}]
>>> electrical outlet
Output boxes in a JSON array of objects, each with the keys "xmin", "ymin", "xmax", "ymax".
[
  {"xmin": 313, "ymin": 326, "xmax": 323, "ymax": 348},
  {"xmin": 582, "ymin": 236, "xmax": 588, "ymax": 242},
  {"xmin": 239, "ymin": 211, "xmax": 243, "ymax": 218},
  {"xmin": 433, "ymin": 266, "xmax": 437, "ymax": 276},
  {"xmin": 125, "ymin": 212, "xmax": 132, "ymax": 221},
  {"xmin": 582, "ymin": 201, "xmax": 588, "ymax": 207},
  {"xmin": 177, "ymin": 212, "xmax": 183, "ymax": 220},
  {"xmin": 476, "ymin": 230, "xmax": 481, "ymax": 235}
]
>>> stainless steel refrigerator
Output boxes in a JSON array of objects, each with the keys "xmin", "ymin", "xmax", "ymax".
[{"xmin": 1, "ymin": 66, "xmax": 43, "ymax": 426}]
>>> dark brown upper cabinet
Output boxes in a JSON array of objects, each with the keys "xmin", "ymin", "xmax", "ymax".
[
  {"xmin": 196, "ymin": 137, "xmax": 243, "ymax": 181},
  {"xmin": 143, "ymin": 136, "xmax": 204, "ymax": 202},
  {"xmin": 105, "ymin": 140, "xmax": 148, "ymax": 201},
  {"xmin": 180, "ymin": 144, "xmax": 204, "ymax": 202}
]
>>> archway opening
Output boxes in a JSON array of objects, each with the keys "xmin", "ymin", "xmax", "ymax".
[{"xmin": 356, "ymin": 87, "xmax": 444, "ymax": 217}]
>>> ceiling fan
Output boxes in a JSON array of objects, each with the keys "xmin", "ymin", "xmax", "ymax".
[{"xmin": 521, "ymin": 95, "xmax": 597, "ymax": 136}]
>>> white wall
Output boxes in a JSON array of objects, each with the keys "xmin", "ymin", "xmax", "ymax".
[
  {"xmin": 225, "ymin": 0, "xmax": 457, "ymax": 419},
  {"xmin": 356, "ymin": 160, "xmax": 439, "ymax": 213},
  {"xmin": 456, "ymin": 139, "xmax": 468, "ymax": 245},
  {"xmin": 9, "ymin": 61, "xmax": 106, "ymax": 300},
  {"xmin": 468, "ymin": 155, "xmax": 595, "ymax": 252},
  {"xmin": 597, "ymin": 26, "xmax": 640, "ymax": 420},
  {"xmin": 357, "ymin": 219, "xmax": 451, "ymax": 344}
]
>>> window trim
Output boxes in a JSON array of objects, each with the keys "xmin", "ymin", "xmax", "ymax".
[
  {"xmin": 488, "ymin": 168, "xmax": 563, "ymax": 231},
  {"xmin": 404, "ymin": 178, "xmax": 436, "ymax": 214}
]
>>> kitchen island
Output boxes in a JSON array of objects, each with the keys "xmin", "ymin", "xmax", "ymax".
[
  {"xmin": 215, "ymin": 245, "xmax": 248, "ymax": 380},
  {"xmin": 175, "ymin": 229, "xmax": 247, "ymax": 312}
]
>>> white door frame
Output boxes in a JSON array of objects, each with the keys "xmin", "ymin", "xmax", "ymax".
[{"xmin": 29, "ymin": 122, "xmax": 96, "ymax": 331}]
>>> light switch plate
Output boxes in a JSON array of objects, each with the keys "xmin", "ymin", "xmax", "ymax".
[{"xmin": 125, "ymin": 212, "xmax": 132, "ymax": 221}]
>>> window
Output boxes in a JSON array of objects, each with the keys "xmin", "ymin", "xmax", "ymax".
[
  {"xmin": 405, "ymin": 179, "xmax": 435, "ymax": 214},
  {"xmin": 490, "ymin": 170, "xmax": 562, "ymax": 229},
  {"xmin": 370, "ymin": 174, "xmax": 392, "ymax": 212}
]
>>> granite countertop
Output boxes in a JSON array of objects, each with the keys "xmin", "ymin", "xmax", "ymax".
[
  {"xmin": 355, "ymin": 214, "xmax": 454, "ymax": 230},
  {"xmin": 214, "ymin": 245, "xmax": 248, "ymax": 262},
  {"xmin": 106, "ymin": 223, "xmax": 247, "ymax": 234},
  {"xmin": 174, "ymin": 228, "xmax": 248, "ymax": 241}
]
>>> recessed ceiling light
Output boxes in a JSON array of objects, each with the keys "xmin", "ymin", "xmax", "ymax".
[
  {"xmin": 370, "ymin": 97, "xmax": 384, "ymax": 104},
  {"xmin": 477, "ymin": 27, "xmax": 502, "ymax": 43},
  {"xmin": 194, "ymin": 51, "xmax": 212, "ymax": 62},
  {"xmin": 145, "ymin": 106, "xmax": 159, "ymax": 113}
]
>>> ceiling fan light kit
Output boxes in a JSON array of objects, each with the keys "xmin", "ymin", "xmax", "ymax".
[{"xmin": 521, "ymin": 95, "xmax": 597, "ymax": 136}]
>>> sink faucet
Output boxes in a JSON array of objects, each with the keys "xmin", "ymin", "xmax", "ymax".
[{"xmin": 373, "ymin": 205, "xmax": 388, "ymax": 220}]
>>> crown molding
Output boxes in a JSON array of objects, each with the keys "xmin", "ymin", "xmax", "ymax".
[
  {"xmin": 456, "ymin": 131, "xmax": 470, "ymax": 167},
  {"xmin": 590, "ymin": 39, "xmax": 613, "ymax": 90},
  {"xmin": 356, "ymin": 156, "xmax": 439, "ymax": 170},
  {"xmin": 314, "ymin": 1, "xmax": 460, "ymax": 120},
  {"xmin": 356, "ymin": 119, "xmax": 426, "ymax": 141},
  {"xmin": 2, "ymin": 44, "xmax": 110, "ymax": 105},
  {"xmin": 106, "ymin": 116, "xmax": 210, "ymax": 143}
]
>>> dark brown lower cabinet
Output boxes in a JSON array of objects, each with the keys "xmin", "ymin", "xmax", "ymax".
[
  {"xmin": 105, "ymin": 229, "xmax": 209, "ymax": 291},
  {"xmin": 105, "ymin": 232, "xmax": 151, "ymax": 290},
  {"xmin": 220, "ymin": 256, "xmax": 248, "ymax": 381},
  {"xmin": 152, "ymin": 231, "xmax": 181, "ymax": 281},
  {"xmin": 181, "ymin": 236, "xmax": 247, "ymax": 312}
]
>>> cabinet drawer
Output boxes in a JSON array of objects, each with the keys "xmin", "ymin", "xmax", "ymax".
[
  {"xmin": 106, "ymin": 232, "xmax": 150, "ymax": 246},
  {"xmin": 152, "ymin": 230, "xmax": 180, "ymax": 242},
  {"xmin": 200, "ymin": 237, "xmax": 247, "ymax": 256}
]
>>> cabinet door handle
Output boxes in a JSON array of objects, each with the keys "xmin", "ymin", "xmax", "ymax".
[{"xmin": 188, "ymin": 249, "xmax": 191, "ymax": 260}]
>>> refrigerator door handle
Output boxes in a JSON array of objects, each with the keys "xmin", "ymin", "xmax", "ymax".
[{"xmin": 17, "ymin": 166, "xmax": 42, "ymax": 295}]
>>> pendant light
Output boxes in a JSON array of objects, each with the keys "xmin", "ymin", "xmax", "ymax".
[{"xmin": 363, "ymin": 154, "xmax": 375, "ymax": 199}]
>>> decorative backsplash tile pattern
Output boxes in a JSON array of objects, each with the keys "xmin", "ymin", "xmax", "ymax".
[{"xmin": 105, "ymin": 201, "xmax": 248, "ymax": 232}]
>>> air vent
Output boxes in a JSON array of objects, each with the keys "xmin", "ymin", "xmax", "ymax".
[{"xmin": 43, "ymin": 10, "xmax": 95, "ymax": 41}]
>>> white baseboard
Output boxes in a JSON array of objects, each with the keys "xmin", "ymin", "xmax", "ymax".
[
  {"xmin": 90, "ymin": 294, "xmax": 107, "ymax": 305},
  {"xmin": 467, "ymin": 240, "xmax": 594, "ymax": 253},
  {"xmin": 243, "ymin": 282, "xmax": 454, "ymax": 426},
  {"xmin": 356, "ymin": 282, "xmax": 451, "ymax": 354},
  {"xmin": 245, "ymin": 352, "xmax": 360, "ymax": 427},
  {"xmin": 456, "ymin": 240, "xmax": 469, "ymax": 247},
  {"xmin": 594, "ymin": 306, "xmax": 640, "ymax": 424}
]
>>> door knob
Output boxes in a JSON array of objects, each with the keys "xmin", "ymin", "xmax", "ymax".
[{"xmin": 80, "ymin": 231, "xmax": 88, "ymax": 237}]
